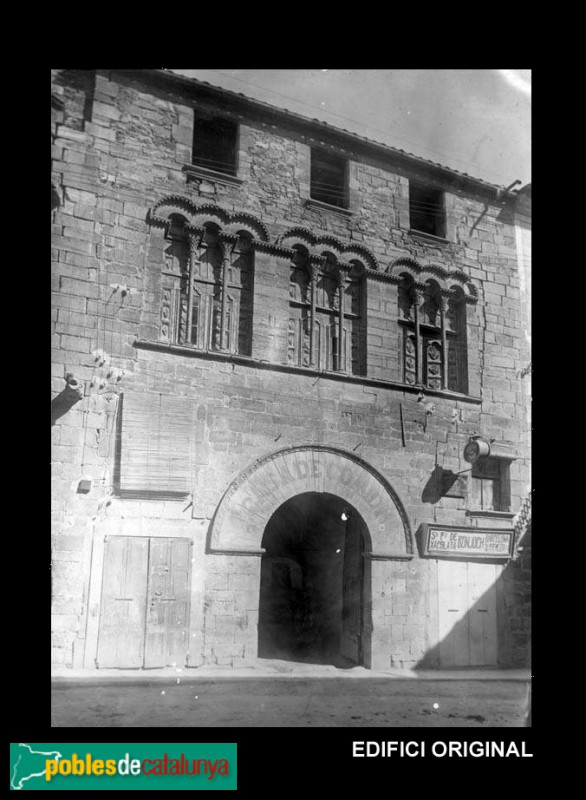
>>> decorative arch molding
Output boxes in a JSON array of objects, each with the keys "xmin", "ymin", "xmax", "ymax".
[
  {"xmin": 388, "ymin": 256, "xmax": 421, "ymax": 274},
  {"xmin": 190, "ymin": 204, "xmax": 231, "ymax": 229},
  {"xmin": 227, "ymin": 212, "xmax": 270, "ymax": 241},
  {"xmin": 207, "ymin": 445, "xmax": 414, "ymax": 559},
  {"xmin": 387, "ymin": 257, "xmax": 478, "ymax": 301},
  {"xmin": 276, "ymin": 227, "xmax": 316, "ymax": 250},
  {"xmin": 150, "ymin": 194, "xmax": 199, "ymax": 224},
  {"xmin": 344, "ymin": 244, "xmax": 379, "ymax": 271},
  {"xmin": 277, "ymin": 228, "xmax": 379, "ymax": 271},
  {"xmin": 149, "ymin": 196, "xmax": 270, "ymax": 242},
  {"xmin": 315, "ymin": 234, "xmax": 345, "ymax": 254}
]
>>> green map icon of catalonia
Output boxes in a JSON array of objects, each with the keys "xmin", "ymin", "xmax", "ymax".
[{"xmin": 10, "ymin": 744, "xmax": 63, "ymax": 790}]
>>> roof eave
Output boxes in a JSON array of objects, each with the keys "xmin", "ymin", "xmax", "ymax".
[{"xmin": 113, "ymin": 69, "xmax": 517, "ymax": 200}]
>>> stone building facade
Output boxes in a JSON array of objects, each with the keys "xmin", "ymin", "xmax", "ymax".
[{"xmin": 51, "ymin": 69, "xmax": 531, "ymax": 672}]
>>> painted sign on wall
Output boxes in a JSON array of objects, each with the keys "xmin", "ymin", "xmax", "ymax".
[{"xmin": 419, "ymin": 524, "xmax": 513, "ymax": 560}]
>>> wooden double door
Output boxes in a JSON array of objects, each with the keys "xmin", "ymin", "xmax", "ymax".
[
  {"xmin": 97, "ymin": 536, "xmax": 191, "ymax": 669},
  {"xmin": 437, "ymin": 560, "xmax": 499, "ymax": 668}
]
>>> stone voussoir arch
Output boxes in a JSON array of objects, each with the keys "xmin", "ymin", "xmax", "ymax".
[
  {"xmin": 207, "ymin": 445, "xmax": 414, "ymax": 559},
  {"xmin": 387, "ymin": 257, "xmax": 478, "ymax": 300},
  {"xmin": 276, "ymin": 228, "xmax": 379, "ymax": 271},
  {"xmin": 149, "ymin": 196, "xmax": 270, "ymax": 242}
]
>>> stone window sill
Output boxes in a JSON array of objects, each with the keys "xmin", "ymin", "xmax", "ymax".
[
  {"xmin": 398, "ymin": 373, "xmax": 472, "ymax": 399},
  {"xmin": 306, "ymin": 198, "xmax": 352, "ymax": 217},
  {"xmin": 466, "ymin": 509, "xmax": 515, "ymax": 519},
  {"xmin": 133, "ymin": 339, "xmax": 482, "ymax": 403},
  {"xmin": 408, "ymin": 229, "xmax": 450, "ymax": 245},
  {"xmin": 183, "ymin": 164, "xmax": 243, "ymax": 187}
]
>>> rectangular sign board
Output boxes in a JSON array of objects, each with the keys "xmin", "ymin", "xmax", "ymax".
[{"xmin": 419, "ymin": 524, "xmax": 514, "ymax": 560}]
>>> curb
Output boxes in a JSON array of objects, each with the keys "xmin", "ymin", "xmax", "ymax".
[{"xmin": 52, "ymin": 667, "xmax": 531, "ymax": 684}]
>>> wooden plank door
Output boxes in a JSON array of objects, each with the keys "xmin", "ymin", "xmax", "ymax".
[
  {"xmin": 437, "ymin": 560, "xmax": 498, "ymax": 667},
  {"xmin": 438, "ymin": 560, "xmax": 469, "ymax": 668},
  {"xmin": 467, "ymin": 562, "xmax": 498, "ymax": 666},
  {"xmin": 96, "ymin": 536, "xmax": 149, "ymax": 668},
  {"xmin": 143, "ymin": 538, "xmax": 192, "ymax": 668}
]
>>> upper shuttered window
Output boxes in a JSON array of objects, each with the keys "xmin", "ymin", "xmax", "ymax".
[
  {"xmin": 192, "ymin": 113, "xmax": 238, "ymax": 176},
  {"xmin": 409, "ymin": 182, "xmax": 446, "ymax": 238},
  {"xmin": 310, "ymin": 149, "xmax": 348, "ymax": 209},
  {"xmin": 118, "ymin": 391, "xmax": 195, "ymax": 496}
]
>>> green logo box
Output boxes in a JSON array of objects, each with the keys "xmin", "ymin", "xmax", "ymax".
[{"xmin": 10, "ymin": 743, "xmax": 237, "ymax": 791}]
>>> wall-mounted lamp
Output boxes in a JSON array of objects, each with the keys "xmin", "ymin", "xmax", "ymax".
[
  {"xmin": 463, "ymin": 435, "xmax": 491, "ymax": 464},
  {"xmin": 63, "ymin": 373, "xmax": 84, "ymax": 403}
]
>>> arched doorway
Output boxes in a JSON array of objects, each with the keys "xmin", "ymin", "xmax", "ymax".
[
  {"xmin": 206, "ymin": 445, "xmax": 414, "ymax": 671},
  {"xmin": 258, "ymin": 492, "xmax": 368, "ymax": 667}
]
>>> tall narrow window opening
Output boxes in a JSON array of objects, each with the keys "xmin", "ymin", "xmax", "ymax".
[
  {"xmin": 310, "ymin": 149, "xmax": 348, "ymax": 209},
  {"xmin": 469, "ymin": 457, "xmax": 511, "ymax": 512},
  {"xmin": 409, "ymin": 181, "xmax": 445, "ymax": 238},
  {"xmin": 192, "ymin": 113, "xmax": 238, "ymax": 176},
  {"xmin": 445, "ymin": 287, "xmax": 468, "ymax": 393}
]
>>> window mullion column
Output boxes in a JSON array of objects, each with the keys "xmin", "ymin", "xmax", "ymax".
[
  {"xmin": 415, "ymin": 286, "xmax": 422, "ymax": 385},
  {"xmin": 186, "ymin": 230, "xmax": 199, "ymax": 345},
  {"xmin": 219, "ymin": 235, "xmax": 233, "ymax": 352},
  {"xmin": 309, "ymin": 262, "xmax": 317, "ymax": 367},
  {"xmin": 337, "ymin": 265, "xmax": 345, "ymax": 372},
  {"xmin": 440, "ymin": 294, "xmax": 448, "ymax": 389}
]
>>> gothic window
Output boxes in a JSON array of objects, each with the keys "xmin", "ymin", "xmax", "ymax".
[
  {"xmin": 287, "ymin": 247, "xmax": 312, "ymax": 369},
  {"xmin": 419, "ymin": 281, "xmax": 444, "ymax": 390},
  {"xmin": 399, "ymin": 276, "xmax": 468, "ymax": 393},
  {"xmin": 344, "ymin": 261, "xmax": 367, "ymax": 376},
  {"xmin": 287, "ymin": 248, "xmax": 365, "ymax": 374},
  {"xmin": 232, "ymin": 234, "xmax": 254, "ymax": 355},
  {"xmin": 159, "ymin": 217, "xmax": 253, "ymax": 355},
  {"xmin": 404, "ymin": 332, "xmax": 417, "ymax": 386},
  {"xmin": 398, "ymin": 276, "xmax": 416, "ymax": 322},
  {"xmin": 423, "ymin": 335, "xmax": 443, "ymax": 390},
  {"xmin": 445, "ymin": 287, "xmax": 468, "ymax": 394},
  {"xmin": 315, "ymin": 254, "xmax": 341, "ymax": 370},
  {"xmin": 421, "ymin": 281, "xmax": 442, "ymax": 327}
]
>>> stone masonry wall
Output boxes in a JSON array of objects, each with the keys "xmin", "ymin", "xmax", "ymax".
[{"xmin": 51, "ymin": 70, "xmax": 531, "ymax": 669}]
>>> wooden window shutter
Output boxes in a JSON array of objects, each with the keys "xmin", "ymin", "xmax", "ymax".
[{"xmin": 119, "ymin": 392, "xmax": 194, "ymax": 496}]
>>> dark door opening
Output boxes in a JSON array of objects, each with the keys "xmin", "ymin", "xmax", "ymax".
[{"xmin": 258, "ymin": 492, "xmax": 366, "ymax": 667}]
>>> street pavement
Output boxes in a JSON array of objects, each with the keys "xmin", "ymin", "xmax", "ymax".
[{"xmin": 52, "ymin": 662, "xmax": 530, "ymax": 727}]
